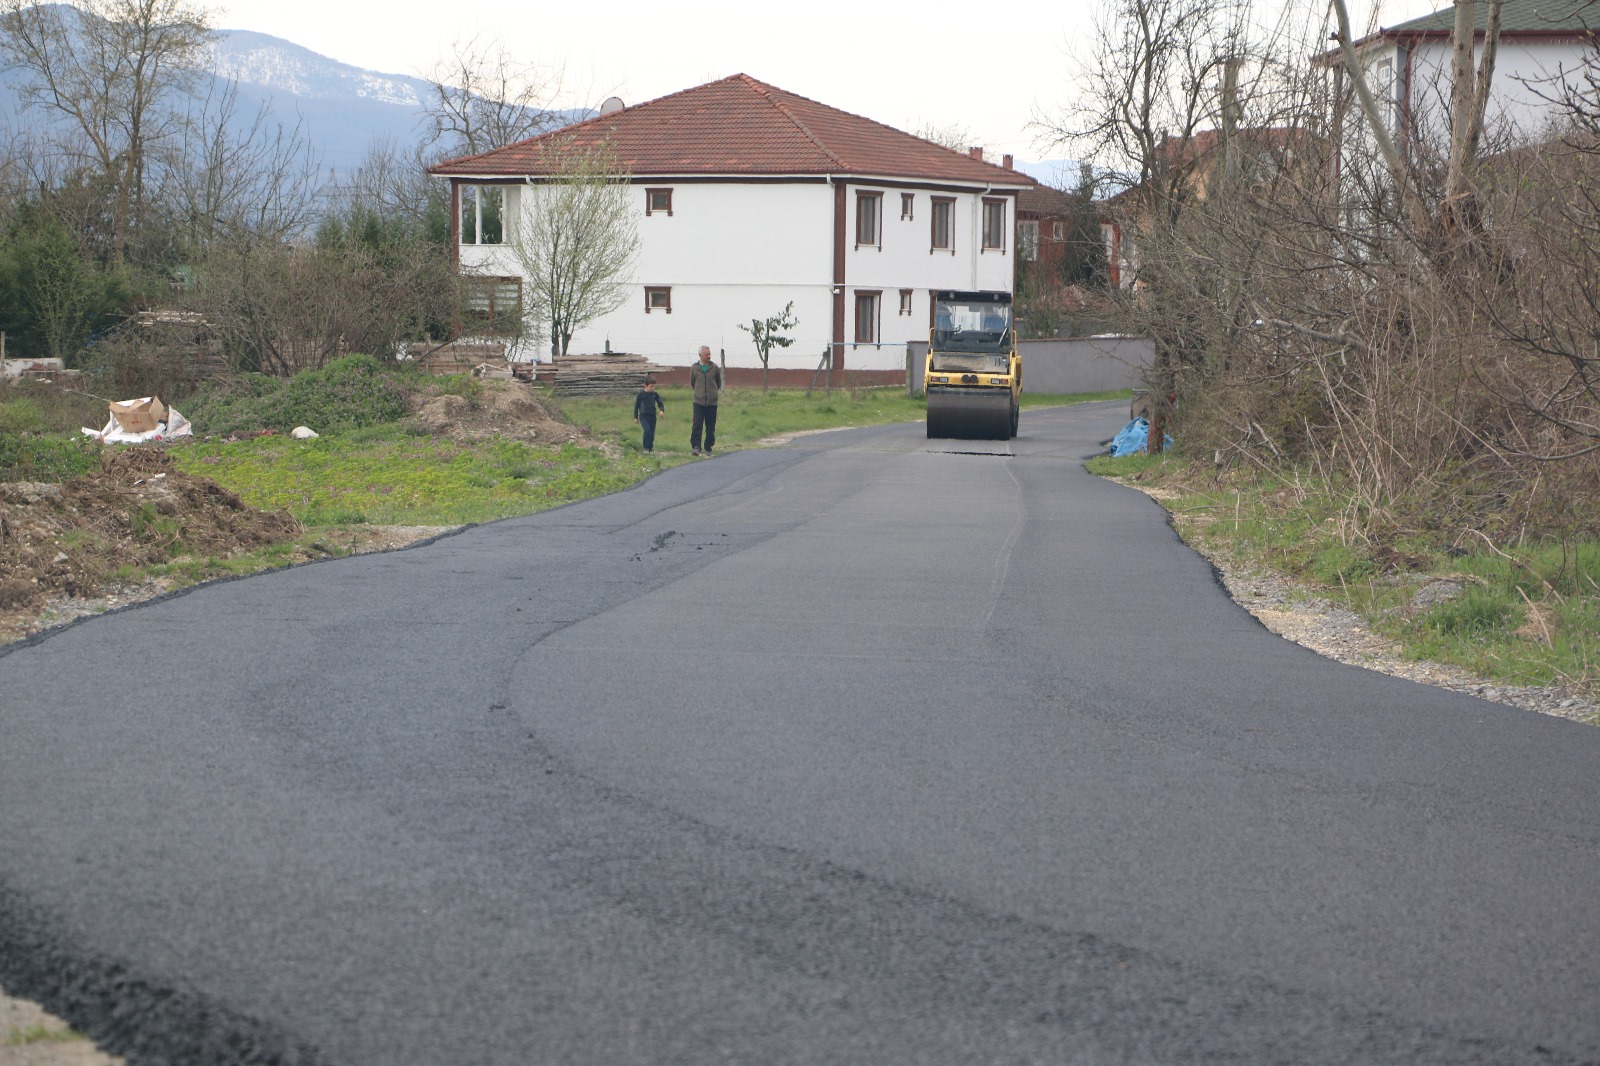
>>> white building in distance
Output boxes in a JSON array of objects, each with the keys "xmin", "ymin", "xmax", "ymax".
[
  {"xmin": 430, "ymin": 74, "xmax": 1035, "ymax": 384},
  {"xmin": 1330, "ymin": 0, "xmax": 1598, "ymax": 153}
]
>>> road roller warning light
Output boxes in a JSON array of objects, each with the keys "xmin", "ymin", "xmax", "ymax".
[{"xmin": 925, "ymin": 290, "xmax": 1021, "ymax": 441}]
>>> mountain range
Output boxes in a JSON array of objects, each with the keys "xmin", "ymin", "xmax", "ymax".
[
  {"xmin": 205, "ymin": 28, "xmax": 438, "ymax": 176},
  {"xmin": 3, "ymin": 14, "xmax": 1072, "ymax": 190},
  {"xmin": 1, "ymin": 19, "xmax": 501, "ymax": 182}
]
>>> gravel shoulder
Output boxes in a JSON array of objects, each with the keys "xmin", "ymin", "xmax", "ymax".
[{"xmin": 1131, "ymin": 482, "xmax": 1600, "ymax": 725}]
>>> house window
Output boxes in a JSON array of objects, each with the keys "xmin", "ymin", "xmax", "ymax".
[
  {"xmin": 1374, "ymin": 58, "xmax": 1396, "ymax": 129},
  {"xmin": 1051, "ymin": 221, "xmax": 1065, "ymax": 241},
  {"xmin": 901, "ymin": 193, "xmax": 914, "ymax": 220},
  {"xmin": 982, "ymin": 198, "xmax": 1007, "ymax": 251},
  {"xmin": 646, "ymin": 188, "xmax": 673, "ymax": 216},
  {"xmin": 461, "ymin": 276, "xmax": 521, "ymax": 334},
  {"xmin": 459, "ymin": 185, "xmax": 507, "ymax": 245},
  {"xmin": 856, "ymin": 191, "xmax": 881, "ymax": 248},
  {"xmin": 644, "ymin": 286, "xmax": 672, "ymax": 313},
  {"xmin": 1019, "ymin": 220, "xmax": 1039, "ymax": 262},
  {"xmin": 931, "ymin": 197, "xmax": 954, "ymax": 252},
  {"xmin": 898, "ymin": 289, "xmax": 913, "ymax": 316},
  {"xmin": 854, "ymin": 291, "xmax": 880, "ymax": 344}
]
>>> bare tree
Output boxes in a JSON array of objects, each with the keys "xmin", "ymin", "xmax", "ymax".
[
  {"xmin": 1327, "ymin": 0, "xmax": 1506, "ymax": 242},
  {"xmin": 154, "ymin": 76, "xmax": 326, "ymax": 254},
  {"xmin": 0, "ymin": 0, "xmax": 211, "ymax": 261},
  {"xmin": 192, "ymin": 240, "xmax": 456, "ymax": 376},
  {"xmin": 507, "ymin": 144, "xmax": 640, "ymax": 358},
  {"xmin": 910, "ymin": 120, "xmax": 975, "ymax": 152},
  {"xmin": 1036, "ymin": 0, "xmax": 1257, "ymax": 449},
  {"xmin": 323, "ymin": 136, "xmax": 450, "ymax": 246},
  {"xmin": 424, "ymin": 36, "xmax": 569, "ymax": 159}
]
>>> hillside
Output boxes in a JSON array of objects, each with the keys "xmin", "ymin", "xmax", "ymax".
[{"xmin": 0, "ymin": 12, "xmax": 586, "ymax": 176}]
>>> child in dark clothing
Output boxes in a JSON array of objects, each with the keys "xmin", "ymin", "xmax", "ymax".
[{"xmin": 633, "ymin": 376, "xmax": 666, "ymax": 452}]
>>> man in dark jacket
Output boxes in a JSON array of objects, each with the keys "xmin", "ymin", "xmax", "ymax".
[{"xmin": 689, "ymin": 345, "xmax": 722, "ymax": 455}]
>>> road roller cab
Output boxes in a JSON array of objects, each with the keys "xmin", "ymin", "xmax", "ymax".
[{"xmin": 925, "ymin": 290, "xmax": 1021, "ymax": 440}]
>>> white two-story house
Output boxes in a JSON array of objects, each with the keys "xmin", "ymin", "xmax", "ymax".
[
  {"xmin": 430, "ymin": 73, "xmax": 1035, "ymax": 382},
  {"xmin": 1330, "ymin": 0, "xmax": 1598, "ymax": 154}
]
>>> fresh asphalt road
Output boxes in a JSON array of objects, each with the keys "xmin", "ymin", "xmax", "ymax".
[{"xmin": 2, "ymin": 401, "xmax": 1598, "ymax": 1065}]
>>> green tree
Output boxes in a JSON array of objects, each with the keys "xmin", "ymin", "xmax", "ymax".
[
  {"xmin": 0, "ymin": 209, "xmax": 133, "ymax": 363},
  {"xmin": 507, "ymin": 144, "xmax": 640, "ymax": 357},
  {"xmin": 738, "ymin": 302, "xmax": 798, "ymax": 392}
]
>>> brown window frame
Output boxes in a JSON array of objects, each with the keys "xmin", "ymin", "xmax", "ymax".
[
  {"xmin": 854, "ymin": 290, "xmax": 881, "ymax": 345},
  {"xmin": 644, "ymin": 286, "xmax": 672, "ymax": 313},
  {"xmin": 982, "ymin": 197, "xmax": 1007, "ymax": 252},
  {"xmin": 855, "ymin": 191, "xmax": 882, "ymax": 248},
  {"xmin": 646, "ymin": 188, "xmax": 673, "ymax": 216},
  {"xmin": 930, "ymin": 196, "xmax": 955, "ymax": 253},
  {"xmin": 461, "ymin": 275, "xmax": 522, "ymax": 335},
  {"xmin": 898, "ymin": 289, "xmax": 913, "ymax": 316},
  {"xmin": 900, "ymin": 192, "xmax": 914, "ymax": 220}
]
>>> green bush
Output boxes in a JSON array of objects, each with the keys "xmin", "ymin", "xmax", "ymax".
[
  {"xmin": 0, "ymin": 433, "xmax": 100, "ymax": 482},
  {"xmin": 186, "ymin": 355, "xmax": 413, "ymax": 436},
  {"xmin": 0, "ymin": 380, "xmax": 107, "ymax": 435},
  {"xmin": 0, "ymin": 395, "xmax": 45, "ymax": 435}
]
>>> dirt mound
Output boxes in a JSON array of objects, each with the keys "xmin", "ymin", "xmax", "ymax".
[
  {"xmin": 411, "ymin": 381, "xmax": 594, "ymax": 445},
  {"xmin": 0, "ymin": 448, "xmax": 300, "ymax": 631}
]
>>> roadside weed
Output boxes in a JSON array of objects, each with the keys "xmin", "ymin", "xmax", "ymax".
[{"xmin": 1090, "ymin": 455, "xmax": 1599, "ymax": 696}]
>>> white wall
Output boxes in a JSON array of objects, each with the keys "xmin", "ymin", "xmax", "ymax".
[
  {"xmin": 841, "ymin": 184, "xmax": 1016, "ymax": 371},
  {"xmin": 457, "ymin": 177, "xmax": 1020, "ymax": 371},
  {"xmin": 1351, "ymin": 37, "xmax": 1593, "ymax": 152},
  {"xmin": 1404, "ymin": 38, "xmax": 1592, "ymax": 143}
]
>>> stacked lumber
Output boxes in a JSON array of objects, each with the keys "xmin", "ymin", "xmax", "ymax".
[
  {"xmin": 550, "ymin": 352, "xmax": 675, "ymax": 395},
  {"xmin": 408, "ymin": 339, "xmax": 509, "ymax": 376}
]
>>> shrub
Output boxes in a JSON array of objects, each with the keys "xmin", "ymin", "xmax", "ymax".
[
  {"xmin": 0, "ymin": 433, "xmax": 100, "ymax": 482},
  {"xmin": 186, "ymin": 355, "xmax": 413, "ymax": 436},
  {"xmin": 0, "ymin": 380, "xmax": 107, "ymax": 435}
]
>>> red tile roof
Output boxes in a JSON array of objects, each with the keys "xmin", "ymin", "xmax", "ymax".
[{"xmin": 431, "ymin": 74, "xmax": 1034, "ymax": 187}]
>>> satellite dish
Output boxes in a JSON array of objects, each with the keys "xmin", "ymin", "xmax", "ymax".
[{"xmin": 599, "ymin": 96, "xmax": 625, "ymax": 116}]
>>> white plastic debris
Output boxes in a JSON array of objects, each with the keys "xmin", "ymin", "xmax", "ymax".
[{"xmin": 82, "ymin": 397, "xmax": 192, "ymax": 444}]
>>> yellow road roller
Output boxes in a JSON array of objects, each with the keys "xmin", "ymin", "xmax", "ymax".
[{"xmin": 924, "ymin": 290, "xmax": 1021, "ymax": 440}]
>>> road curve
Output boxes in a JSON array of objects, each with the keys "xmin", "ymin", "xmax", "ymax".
[{"xmin": 2, "ymin": 401, "xmax": 1598, "ymax": 1065}]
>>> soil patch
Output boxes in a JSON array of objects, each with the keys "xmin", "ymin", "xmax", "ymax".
[
  {"xmin": 410, "ymin": 381, "xmax": 595, "ymax": 446},
  {"xmin": 0, "ymin": 448, "xmax": 301, "ymax": 643},
  {"xmin": 1, "ymin": 379, "xmax": 586, "ymax": 646}
]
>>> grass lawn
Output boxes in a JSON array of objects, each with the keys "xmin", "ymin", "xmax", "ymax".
[{"xmin": 558, "ymin": 385, "xmax": 1131, "ymax": 458}]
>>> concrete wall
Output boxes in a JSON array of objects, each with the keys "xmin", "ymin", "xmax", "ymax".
[{"xmin": 907, "ymin": 335, "xmax": 1152, "ymax": 395}]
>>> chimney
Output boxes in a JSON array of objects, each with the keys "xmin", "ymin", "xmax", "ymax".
[
  {"xmin": 1002, "ymin": 154, "xmax": 1013, "ymax": 170},
  {"xmin": 968, "ymin": 147, "xmax": 984, "ymax": 160}
]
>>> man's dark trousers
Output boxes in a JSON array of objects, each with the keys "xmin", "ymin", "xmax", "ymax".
[{"xmin": 691, "ymin": 403, "xmax": 718, "ymax": 452}]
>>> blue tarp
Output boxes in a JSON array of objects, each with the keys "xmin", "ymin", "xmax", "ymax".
[{"xmin": 1107, "ymin": 417, "xmax": 1172, "ymax": 456}]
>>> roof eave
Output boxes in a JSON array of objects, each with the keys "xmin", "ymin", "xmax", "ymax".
[{"xmin": 430, "ymin": 168, "xmax": 1035, "ymax": 189}]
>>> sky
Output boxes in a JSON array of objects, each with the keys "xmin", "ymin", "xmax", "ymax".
[{"xmin": 213, "ymin": 0, "xmax": 1444, "ymax": 175}]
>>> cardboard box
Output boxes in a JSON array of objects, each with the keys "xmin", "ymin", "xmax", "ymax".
[{"xmin": 108, "ymin": 396, "xmax": 166, "ymax": 434}]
